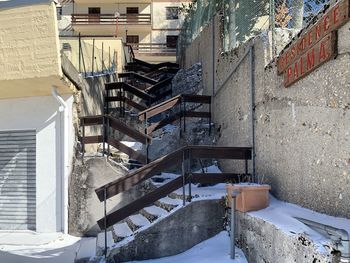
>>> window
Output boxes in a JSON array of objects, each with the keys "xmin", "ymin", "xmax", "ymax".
[
  {"xmin": 126, "ymin": 7, "xmax": 139, "ymax": 14},
  {"xmin": 88, "ymin": 7, "xmax": 100, "ymax": 23},
  {"xmin": 166, "ymin": 35, "xmax": 178, "ymax": 48},
  {"xmin": 166, "ymin": 7, "xmax": 179, "ymax": 20},
  {"xmin": 126, "ymin": 35, "xmax": 139, "ymax": 44},
  {"xmin": 88, "ymin": 7, "xmax": 101, "ymax": 14},
  {"xmin": 56, "ymin": 6, "xmax": 62, "ymax": 20}
]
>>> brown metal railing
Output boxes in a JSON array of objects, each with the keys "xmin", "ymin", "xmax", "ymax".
[
  {"xmin": 80, "ymin": 115, "xmax": 151, "ymax": 164},
  {"xmin": 139, "ymin": 94, "xmax": 212, "ymax": 135},
  {"xmin": 71, "ymin": 13, "xmax": 151, "ymax": 25},
  {"xmin": 95, "ymin": 145, "xmax": 252, "ymax": 229},
  {"xmin": 127, "ymin": 43, "xmax": 177, "ymax": 55}
]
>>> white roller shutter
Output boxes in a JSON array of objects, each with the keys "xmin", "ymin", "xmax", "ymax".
[{"xmin": 0, "ymin": 130, "xmax": 36, "ymax": 230}]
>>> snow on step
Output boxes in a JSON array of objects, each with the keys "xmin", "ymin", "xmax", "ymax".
[
  {"xmin": 113, "ymin": 222, "xmax": 133, "ymax": 238},
  {"xmin": 159, "ymin": 197, "xmax": 183, "ymax": 206},
  {"xmin": 129, "ymin": 214, "xmax": 151, "ymax": 227},
  {"xmin": 97, "ymin": 231, "xmax": 114, "ymax": 248},
  {"xmin": 144, "ymin": 205, "xmax": 168, "ymax": 217}
]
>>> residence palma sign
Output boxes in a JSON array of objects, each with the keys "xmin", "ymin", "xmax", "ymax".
[{"xmin": 277, "ymin": 0, "xmax": 350, "ymax": 87}]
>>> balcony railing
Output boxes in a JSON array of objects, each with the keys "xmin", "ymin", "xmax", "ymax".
[
  {"xmin": 71, "ymin": 13, "xmax": 151, "ymax": 25},
  {"xmin": 127, "ymin": 43, "xmax": 177, "ymax": 55}
]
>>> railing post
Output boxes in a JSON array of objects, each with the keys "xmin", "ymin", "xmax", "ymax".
[
  {"xmin": 107, "ymin": 117, "xmax": 110, "ymax": 156},
  {"xmin": 102, "ymin": 116, "xmax": 106, "ymax": 156},
  {"xmin": 78, "ymin": 33, "xmax": 81, "ymax": 72},
  {"xmin": 182, "ymin": 149, "xmax": 186, "ymax": 206},
  {"xmin": 102, "ymin": 42, "xmax": 104, "ymax": 74},
  {"xmin": 104, "ymin": 187, "xmax": 107, "ymax": 259},
  {"xmin": 183, "ymin": 97, "xmax": 186, "ymax": 133},
  {"xmin": 188, "ymin": 149, "xmax": 192, "ymax": 202},
  {"xmin": 209, "ymin": 98, "xmax": 212, "ymax": 136},
  {"xmin": 144, "ymin": 112, "xmax": 149, "ymax": 164},
  {"xmin": 92, "ymin": 38, "xmax": 95, "ymax": 76},
  {"xmin": 82, "ymin": 119, "xmax": 85, "ymax": 158}
]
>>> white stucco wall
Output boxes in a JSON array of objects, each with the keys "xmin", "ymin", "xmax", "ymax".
[
  {"xmin": 0, "ymin": 95, "xmax": 74, "ymax": 233},
  {"xmin": 152, "ymin": 1, "xmax": 185, "ymax": 30}
]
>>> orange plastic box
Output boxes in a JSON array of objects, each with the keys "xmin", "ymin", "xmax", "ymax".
[{"xmin": 226, "ymin": 184, "xmax": 271, "ymax": 212}]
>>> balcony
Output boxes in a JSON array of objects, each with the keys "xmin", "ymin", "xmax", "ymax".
[
  {"xmin": 127, "ymin": 43, "xmax": 176, "ymax": 56},
  {"xmin": 71, "ymin": 13, "xmax": 151, "ymax": 26}
]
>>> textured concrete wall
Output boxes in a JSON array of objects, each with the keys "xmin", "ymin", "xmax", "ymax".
[
  {"xmin": 181, "ymin": 17, "xmax": 350, "ymax": 219},
  {"xmin": 108, "ymin": 199, "xmax": 225, "ymax": 263},
  {"xmin": 236, "ymin": 212, "xmax": 338, "ymax": 263},
  {"xmin": 0, "ymin": 2, "xmax": 61, "ymax": 80}
]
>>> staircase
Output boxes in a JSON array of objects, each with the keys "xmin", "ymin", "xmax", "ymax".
[{"xmin": 77, "ymin": 57, "xmax": 253, "ymax": 263}]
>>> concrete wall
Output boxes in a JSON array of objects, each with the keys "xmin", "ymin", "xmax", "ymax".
[
  {"xmin": 0, "ymin": 95, "xmax": 75, "ymax": 232},
  {"xmin": 181, "ymin": 17, "xmax": 350, "ymax": 219},
  {"xmin": 0, "ymin": 1, "xmax": 72, "ymax": 98},
  {"xmin": 60, "ymin": 37, "xmax": 125, "ymax": 73},
  {"xmin": 108, "ymin": 199, "xmax": 225, "ymax": 263}
]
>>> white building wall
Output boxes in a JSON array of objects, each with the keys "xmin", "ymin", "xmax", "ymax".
[
  {"xmin": 152, "ymin": 1, "xmax": 184, "ymax": 30},
  {"xmin": 0, "ymin": 95, "xmax": 74, "ymax": 233}
]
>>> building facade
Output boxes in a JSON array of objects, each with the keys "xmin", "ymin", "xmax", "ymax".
[
  {"xmin": 0, "ymin": 0, "xmax": 75, "ymax": 233},
  {"xmin": 58, "ymin": 0, "xmax": 189, "ymax": 62}
]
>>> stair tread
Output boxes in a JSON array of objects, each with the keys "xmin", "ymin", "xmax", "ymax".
[
  {"xmin": 158, "ymin": 197, "xmax": 182, "ymax": 206},
  {"xmin": 129, "ymin": 214, "xmax": 151, "ymax": 227},
  {"xmin": 96, "ymin": 231, "xmax": 114, "ymax": 248},
  {"xmin": 113, "ymin": 222, "xmax": 133, "ymax": 237},
  {"xmin": 144, "ymin": 205, "xmax": 168, "ymax": 217}
]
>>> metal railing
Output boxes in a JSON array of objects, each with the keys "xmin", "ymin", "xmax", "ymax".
[
  {"xmin": 127, "ymin": 43, "xmax": 177, "ymax": 55},
  {"xmin": 95, "ymin": 145, "xmax": 253, "ymax": 230},
  {"xmin": 138, "ymin": 94, "xmax": 212, "ymax": 135},
  {"xmin": 79, "ymin": 115, "xmax": 151, "ymax": 164},
  {"xmin": 71, "ymin": 13, "xmax": 152, "ymax": 25}
]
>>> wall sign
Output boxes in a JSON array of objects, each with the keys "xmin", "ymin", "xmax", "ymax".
[{"xmin": 277, "ymin": 0, "xmax": 350, "ymax": 87}]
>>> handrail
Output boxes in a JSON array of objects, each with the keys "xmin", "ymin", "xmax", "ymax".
[
  {"xmin": 96, "ymin": 145, "xmax": 252, "ymax": 229},
  {"xmin": 118, "ymin": 72, "xmax": 158, "ymax": 85},
  {"xmin": 97, "ymin": 172, "xmax": 247, "ymax": 229},
  {"xmin": 105, "ymin": 82, "xmax": 155, "ymax": 101},
  {"xmin": 79, "ymin": 115, "xmax": 151, "ymax": 163},
  {"xmin": 95, "ymin": 145, "xmax": 252, "ymax": 202},
  {"xmin": 138, "ymin": 94, "xmax": 212, "ymax": 135}
]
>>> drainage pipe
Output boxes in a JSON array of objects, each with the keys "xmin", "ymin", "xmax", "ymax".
[
  {"xmin": 248, "ymin": 46, "xmax": 256, "ymax": 182},
  {"xmin": 52, "ymin": 86, "xmax": 69, "ymax": 234}
]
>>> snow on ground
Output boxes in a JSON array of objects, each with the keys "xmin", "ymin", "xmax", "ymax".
[
  {"xmin": 249, "ymin": 196, "xmax": 350, "ymax": 253},
  {"xmin": 0, "ymin": 232, "xmax": 95, "ymax": 263},
  {"xmin": 123, "ymin": 232, "xmax": 247, "ymax": 263},
  {"xmin": 120, "ymin": 141, "xmax": 143, "ymax": 151}
]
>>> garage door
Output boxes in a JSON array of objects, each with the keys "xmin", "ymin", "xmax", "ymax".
[{"xmin": 0, "ymin": 130, "xmax": 36, "ymax": 230}]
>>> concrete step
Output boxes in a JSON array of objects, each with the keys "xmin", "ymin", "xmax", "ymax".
[
  {"xmin": 112, "ymin": 222, "xmax": 133, "ymax": 242},
  {"xmin": 140, "ymin": 205, "xmax": 168, "ymax": 223},
  {"xmin": 126, "ymin": 214, "xmax": 151, "ymax": 231},
  {"xmin": 155, "ymin": 196, "xmax": 182, "ymax": 212}
]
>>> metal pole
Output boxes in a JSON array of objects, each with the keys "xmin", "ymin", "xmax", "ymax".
[
  {"xmin": 107, "ymin": 117, "xmax": 110, "ymax": 156},
  {"xmin": 212, "ymin": 15, "xmax": 215, "ymax": 97},
  {"xmin": 109, "ymin": 46, "xmax": 111, "ymax": 73},
  {"xmin": 102, "ymin": 42, "xmax": 104, "ymax": 73},
  {"xmin": 104, "ymin": 187, "xmax": 107, "ymax": 258},
  {"xmin": 249, "ymin": 46, "xmax": 256, "ymax": 183},
  {"xmin": 102, "ymin": 116, "xmax": 106, "ymax": 156},
  {"xmin": 78, "ymin": 33, "xmax": 81, "ymax": 72},
  {"xmin": 188, "ymin": 149, "xmax": 192, "ymax": 202},
  {"xmin": 230, "ymin": 194, "xmax": 236, "ymax": 259},
  {"xmin": 144, "ymin": 113, "xmax": 149, "ymax": 163},
  {"xmin": 92, "ymin": 38, "xmax": 95, "ymax": 76},
  {"xmin": 182, "ymin": 149, "xmax": 186, "ymax": 206},
  {"xmin": 82, "ymin": 119, "xmax": 85, "ymax": 158}
]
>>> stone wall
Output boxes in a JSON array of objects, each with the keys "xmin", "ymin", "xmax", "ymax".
[{"xmin": 180, "ymin": 17, "xmax": 350, "ymax": 219}]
